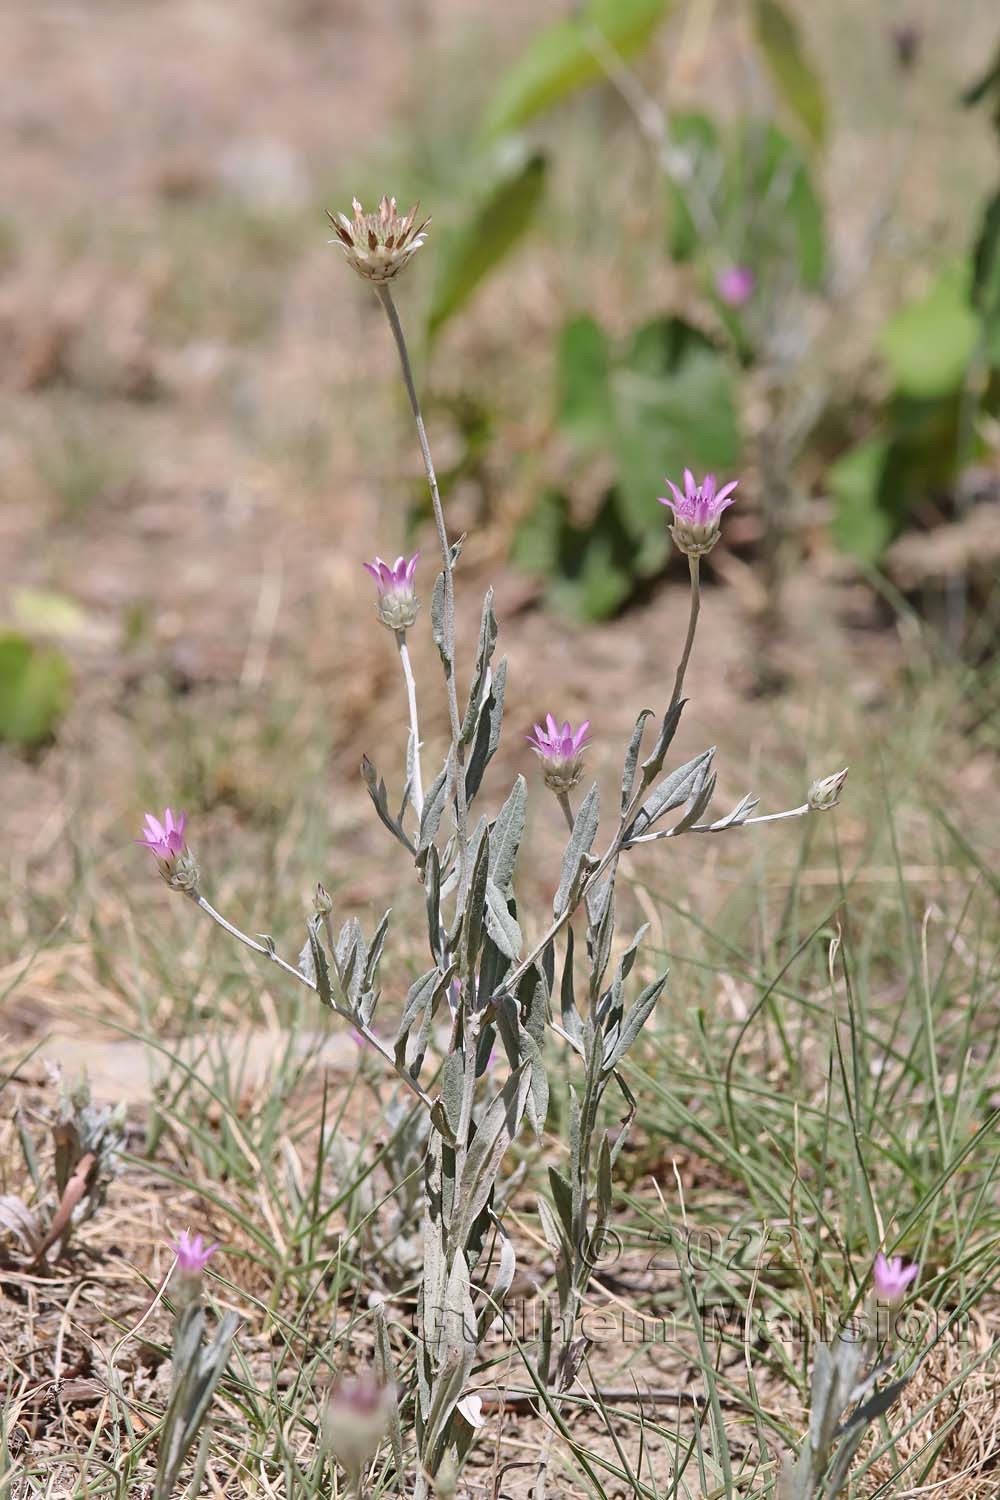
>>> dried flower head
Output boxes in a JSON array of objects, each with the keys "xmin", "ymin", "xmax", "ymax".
[
  {"xmin": 364, "ymin": 552, "xmax": 420, "ymax": 632},
  {"xmin": 873, "ymin": 1252, "xmax": 918, "ymax": 1305},
  {"xmin": 327, "ymin": 196, "xmax": 429, "ymax": 284},
  {"xmin": 171, "ymin": 1229, "xmax": 219, "ymax": 1278},
  {"xmin": 527, "ymin": 714, "xmax": 592, "ymax": 793},
  {"xmin": 716, "ymin": 265, "xmax": 755, "ymax": 308},
  {"xmin": 137, "ymin": 808, "xmax": 199, "ymax": 892},
  {"xmin": 659, "ymin": 470, "xmax": 738, "ymax": 557},
  {"xmin": 808, "ymin": 767, "xmax": 848, "ymax": 811},
  {"xmin": 322, "ymin": 1374, "xmax": 395, "ymax": 1481}
]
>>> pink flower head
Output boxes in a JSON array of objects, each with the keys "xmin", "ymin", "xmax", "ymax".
[
  {"xmin": 171, "ymin": 1229, "xmax": 219, "ymax": 1277},
  {"xmin": 527, "ymin": 714, "xmax": 591, "ymax": 793},
  {"xmin": 873, "ymin": 1252, "xmax": 918, "ymax": 1304},
  {"xmin": 363, "ymin": 553, "xmax": 420, "ymax": 631},
  {"xmin": 716, "ymin": 265, "xmax": 755, "ymax": 307},
  {"xmin": 137, "ymin": 808, "xmax": 187, "ymax": 862},
  {"xmin": 659, "ymin": 470, "xmax": 738, "ymax": 557}
]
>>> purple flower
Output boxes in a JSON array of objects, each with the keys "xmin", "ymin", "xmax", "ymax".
[
  {"xmin": 659, "ymin": 469, "xmax": 738, "ymax": 557},
  {"xmin": 171, "ymin": 1229, "xmax": 219, "ymax": 1277},
  {"xmin": 716, "ymin": 266, "xmax": 755, "ymax": 308},
  {"xmin": 363, "ymin": 553, "xmax": 420, "ymax": 631},
  {"xmin": 873, "ymin": 1252, "xmax": 918, "ymax": 1304},
  {"xmin": 323, "ymin": 1374, "xmax": 396, "ymax": 1478},
  {"xmin": 137, "ymin": 808, "xmax": 187, "ymax": 862},
  {"xmin": 527, "ymin": 714, "xmax": 591, "ymax": 793}
]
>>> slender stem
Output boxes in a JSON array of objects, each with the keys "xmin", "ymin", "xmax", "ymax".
[
  {"xmin": 668, "ymin": 554, "xmax": 701, "ymax": 715},
  {"xmin": 396, "ymin": 631, "xmax": 425, "ymax": 820},
  {"xmin": 623, "ymin": 802, "xmax": 813, "ymax": 847},
  {"xmin": 375, "ymin": 284, "xmax": 469, "ymax": 890},
  {"xmin": 187, "ymin": 891, "xmax": 434, "ymax": 1111},
  {"xmin": 556, "ymin": 791, "xmax": 576, "ymax": 834}
]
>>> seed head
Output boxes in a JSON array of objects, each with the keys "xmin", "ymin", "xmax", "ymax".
[
  {"xmin": 527, "ymin": 714, "xmax": 592, "ymax": 793},
  {"xmin": 364, "ymin": 552, "xmax": 420, "ymax": 631},
  {"xmin": 327, "ymin": 196, "xmax": 429, "ymax": 284},
  {"xmin": 659, "ymin": 470, "xmax": 738, "ymax": 557}
]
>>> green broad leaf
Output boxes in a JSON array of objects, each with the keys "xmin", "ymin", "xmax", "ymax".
[
  {"xmin": 0, "ymin": 633, "xmax": 72, "ymax": 747},
  {"xmin": 734, "ymin": 121, "xmax": 825, "ymax": 288},
  {"xmin": 881, "ymin": 268, "xmax": 979, "ymax": 399},
  {"xmin": 828, "ymin": 437, "xmax": 893, "ymax": 563},
  {"xmin": 664, "ymin": 112, "xmax": 724, "ymax": 262},
  {"xmin": 556, "ymin": 315, "xmax": 614, "ymax": 447},
  {"xmin": 611, "ymin": 317, "xmax": 740, "ymax": 548},
  {"xmin": 428, "ymin": 154, "xmax": 547, "ymax": 339},
  {"xmin": 481, "ymin": 0, "xmax": 673, "ymax": 139},
  {"xmin": 752, "ymin": 0, "xmax": 827, "ymax": 148}
]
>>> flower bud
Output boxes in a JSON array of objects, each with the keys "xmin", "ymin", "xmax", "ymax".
[
  {"xmin": 658, "ymin": 469, "xmax": 738, "ymax": 557},
  {"xmin": 808, "ymin": 768, "xmax": 848, "ymax": 811},
  {"xmin": 322, "ymin": 1374, "xmax": 395, "ymax": 1482},
  {"xmin": 527, "ymin": 715, "xmax": 592, "ymax": 793},
  {"xmin": 137, "ymin": 809, "xmax": 200, "ymax": 893},
  {"xmin": 364, "ymin": 554, "xmax": 420, "ymax": 632}
]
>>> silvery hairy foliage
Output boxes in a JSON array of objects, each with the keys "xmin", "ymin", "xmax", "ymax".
[{"xmin": 144, "ymin": 200, "xmax": 848, "ymax": 1497}]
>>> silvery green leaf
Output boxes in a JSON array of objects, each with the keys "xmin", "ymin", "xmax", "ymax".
[
  {"xmin": 621, "ymin": 708, "xmax": 654, "ymax": 812},
  {"xmin": 418, "ymin": 762, "xmax": 451, "ymax": 854},
  {"xmin": 835, "ymin": 1370, "xmax": 912, "ymax": 1440},
  {"xmin": 440, "ymin": 1050, "xmax": 467, "ymax": 1139},
  {"xmin": 425, "ymin": 843, "xmax": 443, "ymax": 963},
  {"xmin": 537, "ymin": 1195, "xmax": 566, "ymax": 1261},
  {"xmin": 373, "ymin": 1302, "xmax": 404, "ymax": 1478},
  {"xmin": 493, "ymin": 993, "xmax": 521, "ymax": 1069},
  {"xmin": 625, "ymin": 747, "xmax": 715, "ymax": 840},
  {"xmin": 305, "ymin": 917, "xmax": 333, "ymax": 1007},
  {"xmin": 453, "ymin": 1065, "xmax": 531, "ymax": 1248},
  {"xmin": 640, "ymin": 698, "xmax": 686, "ymax": 787},
  {"xmin": 547, "ymin": 1167, "xmax": 574, "ymax": 1243},
  {"xmin": 431, "ymin": 571, "xmax": 449, "ymax": 666},
  {"xmin": 667, "ymin": 769, "xmax": 717, "ymax": 836},
  {"xmin": 602, "ymin": 971, "xmax": 667, "ymax": 1071},
  {"xmin": 518, "ymin": 1026, "xmax": 548, "ymax": 1139},
  {"xmin": 699, "ymin": 791, "xmax": 760, "ymax": 832},
  {"xmin": 489, "ymin": 774, "xmax": 527, "ymax": 896},
  {"xmin": 560, "ymin": 927, "xmax": 583, "ymax": 1046},
  {"xmin": 586, "ymin": 879, "xmax": 616, "ymax": 1002},
  {"xmin": 477, "ymin": 934, "xmax": 510, "ymax": 1009},
  {"xmin": 453, "ymin": 817, "xmax": 487, "ymax": 921},
  {"xmin": 595, "ymin": 1132, "xmax": 613, "ymax": 1224},
  {"xmin": 491, "ymin": 1231, "xmax": 517, "ymax": 1305},
  {"xmin": 362, "ymin": 754, "xmax": 416, "ymax": 854},
  {"xmin": 596, "ymin": 923, "xmax": 648, "ymax": 1028},
  {"xmin": 518, "ymin": 964, "xmax": 547, "ymax": 1045},
  {"xmin": 538, "ymin": 1298, "xmax": 553, "ymax": 1386},
  {"xmin": 461, "ymin": 589, "xmax": 498, "ymax": 743},
  {"xmin": 461, "ymin": 830, "xmax": 491, "ymax": 974},
  {"xmin": 396, "ymin": 968, "xmax": 447, "ymax": 1047},
  {"xmin": 485, "ymin": 879, "xmax": 522, "ymax": 960},
  {"xmin": 553, "ymin": 782, "xmax": 600, "ymax": 918},
  {"xmin": 465, "ymin": 657, "xmax": 507, "ymax": 801},
  {"xmin": 363, "ymin": 909, "xmax": 391, "ymax": 992}
]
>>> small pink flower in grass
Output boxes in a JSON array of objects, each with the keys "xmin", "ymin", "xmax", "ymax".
[
  {"xmin": 527, "ymin": 714, "xmax": 592, "ymax": 793},
  {"xmin": 323, "ymin": 1374, "xmax": 396, "ymax": 1481},
  {"xmin": 659, "ymin": 469, "xmax": 738, "ymax": 557},
  {"xmin": 138, "ymin": 808, "xmax": 186, "ymax": 861},
  {"xmin": 873, "ymin": 1252, "xmax": 919, "ymax": 1305},
  {"xmin": 716, "ymin": 265, "xmax": 755, "ymax": 308},
  {"xmin": 171, "ymin": 1229, "xmax": 219, "ymax": 1277},
  {"xmin": 137, "ymin": 808, "xmax": 199, "ymax": 892},
  {"xmin": 364, "ymin": 552, "xmax": 420, "ymax": 631}
]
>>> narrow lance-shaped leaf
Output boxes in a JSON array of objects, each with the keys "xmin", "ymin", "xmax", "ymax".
[
  {"xmin": 553, "ymin": 782, "xmax": 600, "ymax": 917},
  {"xmin": 465, "ymin": 657, "xmax": 507, "ymax": 801},
  {"xmin": 621, "ymin": 708, "xmax": 653, "ymax": 812},
  {"xmin": 625, "ymin": 747, "xmax": 715, "ymax": 840},
  {"xmin": 489, "ymin": 774, "xmax": 527, "ymax": 896},
  {"xmin": 461, "ymin": 589, "xmax": 498, "ymax": 743}
]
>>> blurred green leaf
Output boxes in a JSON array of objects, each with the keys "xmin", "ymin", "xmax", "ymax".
[
  {"xmin": 611, "ymin": 318, "xmax": 740, "ymax": 556},
  {"xmin": 0, "ymin": 632, "xmax": 72, "ymax": 747},
  {"xmin": 556, "ymin": 315, "xmax": 614, "ymax": 446},
  {"xmin": 664, "ymin": 113, "xmax": 723, "ymax": 262},
  {"xmin": 481, "ymin": 0, "xmax": 673, "ymax": 139},
  {"xmin": 752, "ymin": 0, "xmax": 827, "ymax": 148},
  {"xmin": 737, "ymin": 122, "xmax": 825, "ymax": 288},
  {"xmin": 428, "ymin": 154, "xmax": 547, "ymax": 339},
  {"xmin": 511, "ymin": 490, "xmax": 634, "ymax": 621},
  {"xmin": 11, "ymin": 588, "xmax": 88, "ymax": 639},
  {"xmin": 881, "ymin": 268, "xmax": 978, "ymax": 399},
  {"xmin": 829, "ymin": 438, "xmax": 893, "ymax": 563}
]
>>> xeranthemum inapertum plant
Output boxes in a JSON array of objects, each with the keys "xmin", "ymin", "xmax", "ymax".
[{"xmin": 135, "ymin": 195, "xmax": 886, "ymax": 1500}]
